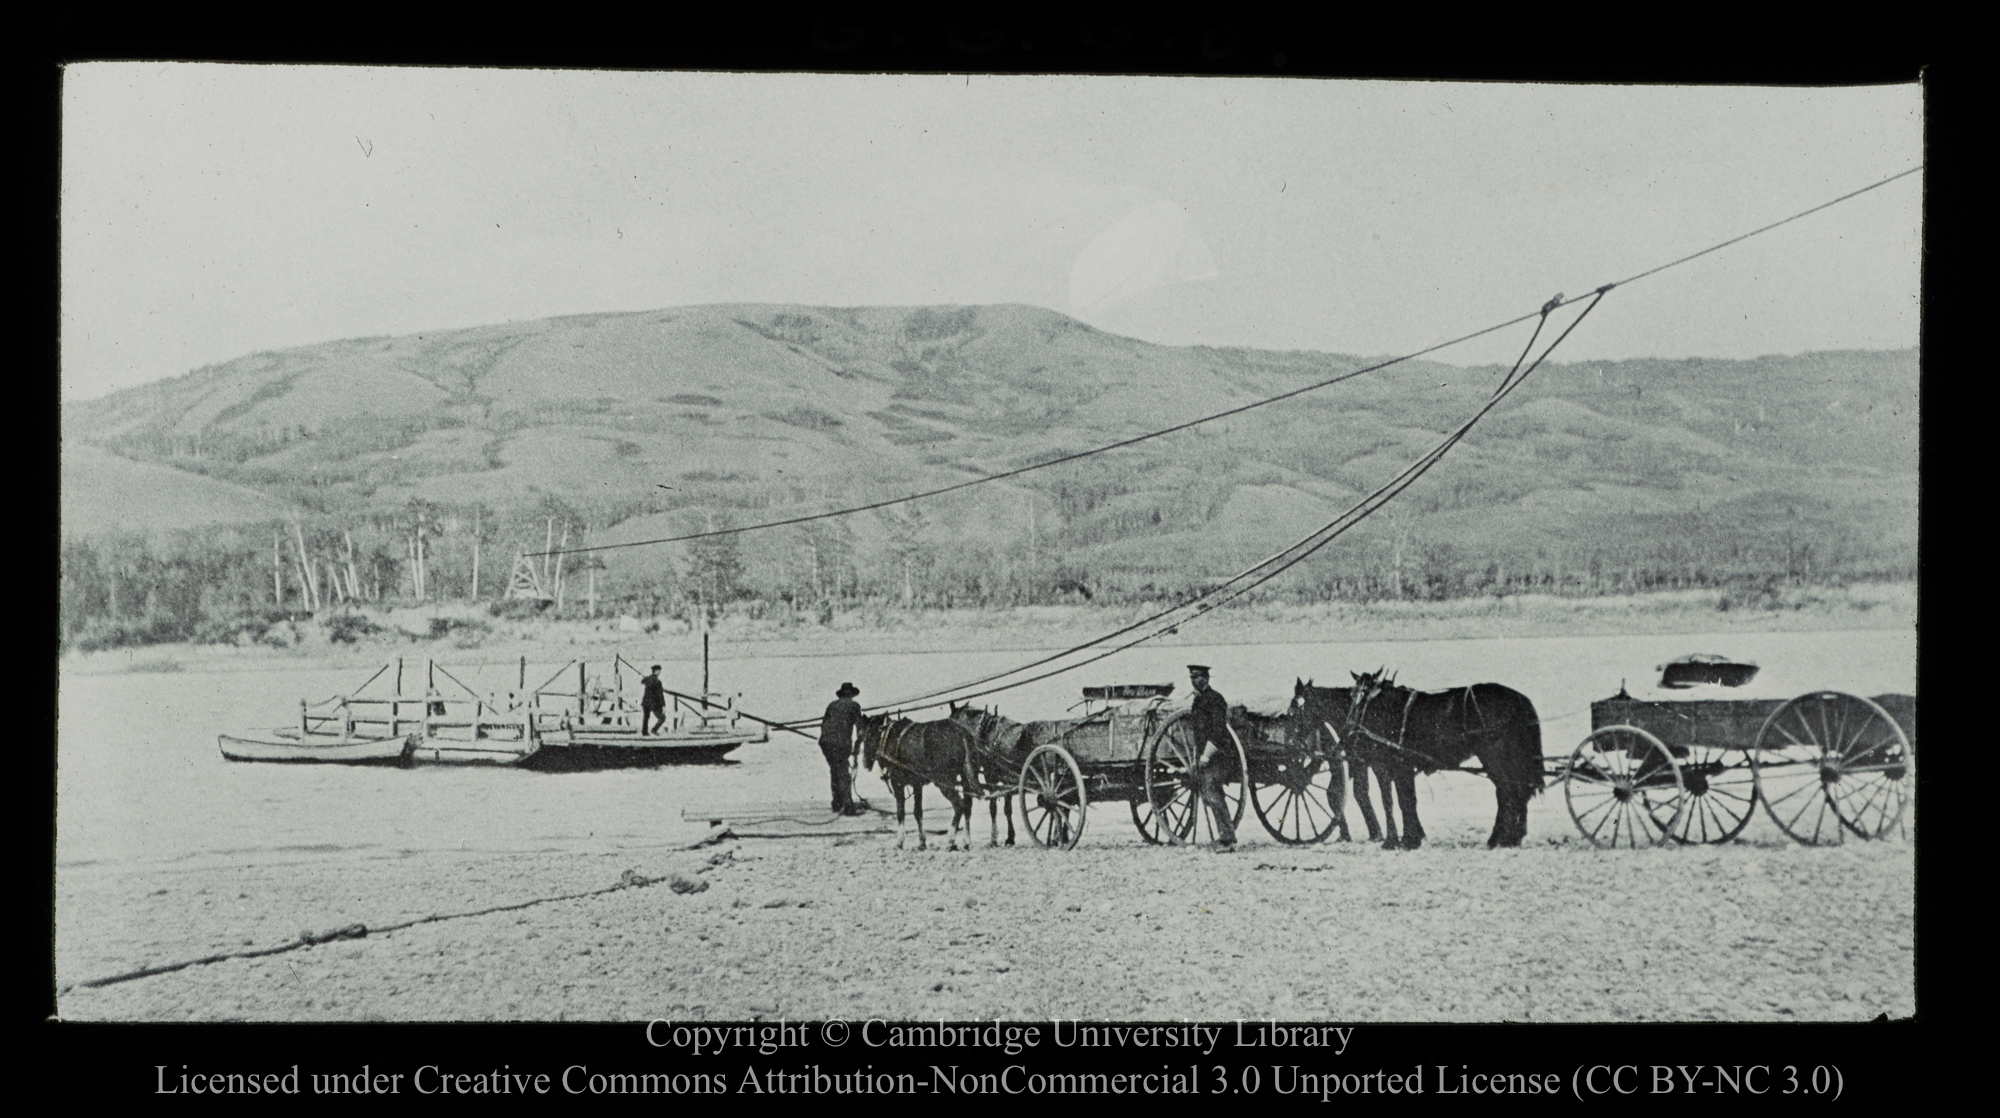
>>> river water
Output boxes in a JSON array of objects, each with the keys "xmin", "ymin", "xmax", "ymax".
[{"xmin": 56, "ymin": 628, "xmax": 1915, "ymax": 873}]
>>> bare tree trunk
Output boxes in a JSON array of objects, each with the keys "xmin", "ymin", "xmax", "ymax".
[
  {"xmin": 554, "ymin": 522, "xmax": 570, "ymax": 609},
  {"xmin": 345, "ymin": 532, "xmax": 360, "ymax": 603},
  {"xmin": 291, "ymin": 521, "xmax": 320, "ymax": 611}
]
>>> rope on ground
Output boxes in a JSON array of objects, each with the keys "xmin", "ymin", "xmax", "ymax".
[{"xmin": 58, "ymin": 829, "xmax": 740, "ymax": 996}]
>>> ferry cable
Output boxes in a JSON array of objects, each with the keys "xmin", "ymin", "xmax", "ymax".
[
  {"xmin": 846, "ymin": 289, "xmax": 1609, "ymax": 719},
  {"xmin": 805, "ymin": 301, "xmax": 1578, "ymax": 724},
  {"xmin": 528, "ymin": 165, "xmax": 1920, "ymax": 562}
]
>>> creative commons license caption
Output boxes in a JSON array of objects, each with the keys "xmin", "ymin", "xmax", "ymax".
[
  {"xmin": 152, "ymin": 1022, "xmax": 1846, "ymax": 1099},
  {"xmin": 155, "ymin": 1060, "xmax": 1847, "ymax": 1099}
]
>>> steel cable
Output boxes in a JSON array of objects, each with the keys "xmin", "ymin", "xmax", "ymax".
[{"xmin": 849, "ymin": 291, "xmax": 1608, "ymax": 718}]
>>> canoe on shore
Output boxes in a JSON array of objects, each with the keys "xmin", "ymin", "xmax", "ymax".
[{"xmin": 218, "ymin": 731, "xmax": 415, "ymax": 766}]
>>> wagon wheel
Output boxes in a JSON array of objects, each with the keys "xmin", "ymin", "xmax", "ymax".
[
  {"xmin": 1017, "ymin": 744, "xmax": 1088, "ymax": 851},
  {"xmin": 1664, "ymin": 741, "xmax": 1758, "ymax": 845},
  {"xmin": 1564, "ymin": 726, "xmax": 1685, "ymax": 848},
  {"xmin": 1752, "ymin": 691, "xmax": 1913, "ymax": 845},
  {"xmin": 1129, "ymin": 794, "xmax": 1168, "ymax": 844},
  {"xmin": 1250, "ymin": 720, "xmax": 1343, "ymax": 844},
  {"xmin": 1145, "ymin": 715, "xmax": 1249, "ymax": 846},
  {"xmin": 1120, "ymin": 712, "xmax": 1171, "ymax": 844}
]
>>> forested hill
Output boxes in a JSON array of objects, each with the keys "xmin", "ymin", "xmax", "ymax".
[{"xmin": 60, "ymin": 302, "xmax": 1917, "ymax": 624}]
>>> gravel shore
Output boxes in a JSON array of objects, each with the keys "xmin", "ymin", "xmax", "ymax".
[{"xmin": 57, "ymin": 826, "xmax": 1914, "ymax": 1023}]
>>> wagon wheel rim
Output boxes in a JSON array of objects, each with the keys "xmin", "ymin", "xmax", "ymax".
[
  {"xmin": 1129, "ymin": 797, "xmax": 1166, "ymax": 844},
  {"xmin": 1016, "ymin": 744, "xmax": 1087, "ymax": 851},
  {"xmin": 1666, "ymin": 741, "xmax": 1758, "ymax": 844},
  {"xmin": 1251, "ymin": 723, "xmax": 1342, "ymax": 844},
  {"xmin": 1753, "ymin": 691, "xmax": 1912, "ymax": 845},
  {"xmin": 1145, "ymin": 721, "xmax": 1198, "ymax": 845},
  {"xmin": 1145, "ymin": 716, "xmax": 1247, "ymax": 846},
  {"xmin": 1125, "ymin": 709, "xmax": 1170, "ymax": 844},
  {"xmin": 1564, "ymin": 726, "xmax": 1684, "ymax": 848}
]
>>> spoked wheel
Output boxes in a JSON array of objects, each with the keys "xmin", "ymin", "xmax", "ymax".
[
  {"xmin": 1564, "ymin": 726, "xmax": 1685, "ymax": 848},
  {"xmin": 1753, "ymin": 691, "xmax": 1913, "ymax": 845},
  {"xmin": 1665, "ymin": 742, "xmax": 1758, "ymax": 844},
  {"xmin": 1129, "ymin": 792, "xmax": 1166, "ymax": 844},
  {"xmin": 1145, "ymin": 716, "xmax": 1249, "ymax": 846},
  {"xmin": 1017, "ymin": 744, "xmax": 1087, "ymax": 851},
  {"xmin": 1250, "ymin": 721, "xmax": 1343, "ymax": 844}
]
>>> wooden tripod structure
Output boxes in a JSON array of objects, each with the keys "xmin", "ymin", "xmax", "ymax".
[{"xmin": 505, "ymin": 551, "xmax": 551, "ymax": 601}]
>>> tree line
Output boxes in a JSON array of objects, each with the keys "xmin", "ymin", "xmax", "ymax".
[{"xmin": 58, "ymin": 494, "xmax": 1915, "ymax": 652}]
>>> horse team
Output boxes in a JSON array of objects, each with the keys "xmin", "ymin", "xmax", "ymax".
[{"xmin": 855, "ymin": 669, "xmax": 1545, "ymax": 852}]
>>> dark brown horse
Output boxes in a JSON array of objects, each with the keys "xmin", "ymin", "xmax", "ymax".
[
  {"xmin": 946, "ymin": 703, "xmax": 1024, "ymax": 846},
  {"xmin": 1289, "ymin": 681, "xmax": 1384, "ymax": 844},
  {"xmin": 860, "ymin": 712, "xmax": 978, "ymax": 851},
  {"xmin": 1300, "ymin": 670, "xmax": 1544, "ymax": 849}
]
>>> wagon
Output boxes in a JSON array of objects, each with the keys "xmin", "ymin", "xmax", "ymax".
[
  {"xmin": 1561, "ymin": 682, "xmax": 1916, "ymax": 848},
  {"xmin": 991, "ymin": 685, "xmax": 1337, "ymax": 850}
]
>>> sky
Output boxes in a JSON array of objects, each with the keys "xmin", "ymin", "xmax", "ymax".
[{"xmin": 60, "ymin": 67, "xmax": 1923, "ymax": 401}]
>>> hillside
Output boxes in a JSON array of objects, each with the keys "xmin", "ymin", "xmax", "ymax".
[
  {"xmin": 60, "ymin": 443, "xmax": 302, "ymax": 537},
  {"xmin": 60, "ymin": 303, "xmax": 1919, "ymax": 617}
]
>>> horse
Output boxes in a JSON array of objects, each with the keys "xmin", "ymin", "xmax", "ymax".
[
  {"xmin": 945, "ymin": 703, "xmax": 1024, "ymax": 846},
  {"xmin": 860, "ymin": 712, "xmax": 979, "ymax": 851},
  {"xmin": 1344, "ymin": 668, "xmax": 1543, "ymax": 849},
  {"xmin": 1289, "ymin": 681, "xmax": 1384, "ymax": 844},
  {"xmin": 1304, "ymin": 669, "xmax": 1544, "ymax": 849}
]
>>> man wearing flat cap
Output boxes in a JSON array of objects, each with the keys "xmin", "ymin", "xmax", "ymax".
[
  {"xmin": 820, "ymin": 682, "xmax": 868, "ymax": 816},
  {"xmin": 1187, "ymin": 665, "xmax": 1238, "ymax": 850}
]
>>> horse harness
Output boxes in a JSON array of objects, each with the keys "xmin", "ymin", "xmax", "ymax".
[
  {"xmin": 869, "ymin": 718, "xmax": 915, "ymax": 772},
  {"xmin": 1342, "ymin": 683, "xmax": 1500, "ymax": 773}
]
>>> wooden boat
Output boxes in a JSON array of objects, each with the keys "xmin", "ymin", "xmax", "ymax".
[
  {"xmin": 218, "ymin": 729, "xmax": 414, "ymax": 766},
  {"xmin": 485, "ymin": 653, "xmax": 769, "ymax": 769},
  {"xmin": 219, "ymin": 661, "xmax": 422, "ymax": 766}
]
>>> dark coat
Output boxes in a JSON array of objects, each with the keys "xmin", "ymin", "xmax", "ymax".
[
  {"xmin": 640, "ymin": 673, "xmax": 667, "ymax": 709},
  {"xmin": 820, "ymin": 697, "xmax": 864, "ymax": 754},
  {"xmin": 1191, "ymin": 685, "xmax": 1230, "ymax": 747}
]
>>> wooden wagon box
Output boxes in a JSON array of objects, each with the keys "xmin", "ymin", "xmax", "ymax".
[
  {"xmin": 1028, "ymin": 705, "xmax": 1171, "ymax": 766},
  {"xmin": 1592, "ymin": 693, "xmax": 1916, "ymax": 747}
]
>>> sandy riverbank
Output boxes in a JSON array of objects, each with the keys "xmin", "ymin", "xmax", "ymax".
[{"xmin": 55, "ymin": 826, "xmax": 1914, "ymax": 1023}]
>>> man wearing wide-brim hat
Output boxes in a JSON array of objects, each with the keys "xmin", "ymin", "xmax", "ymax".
[
  {"xmin": 1187, "ymin": 665, "xmax": 1238, "ymax": 851},
  {"xmin": 820, "ymin": 682, "xmax": 868, "ymax": 815}
]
